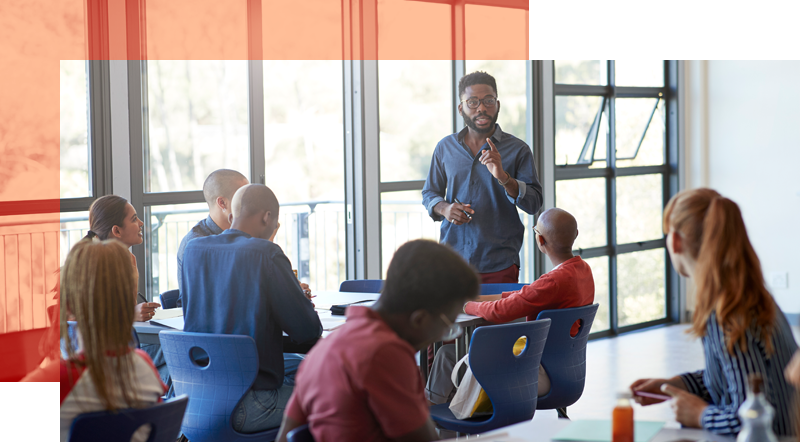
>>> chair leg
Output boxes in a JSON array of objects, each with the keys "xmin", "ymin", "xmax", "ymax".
[{"xmin": 556, "ymin": 407, "xmax": 569, "ymax": 419}]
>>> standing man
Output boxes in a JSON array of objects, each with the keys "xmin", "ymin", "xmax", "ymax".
[
  {"xmin": 177, "ymin": 169, "xmax": 249, "ymax": 296},
  {"xmin": 422, "ymin": 71, "xmax": 543, "ymax": 283}
]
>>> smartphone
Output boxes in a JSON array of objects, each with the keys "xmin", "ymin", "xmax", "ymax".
[{"xmin": 453, "ymin": 197, "xmax": 472, "ymax": 220}]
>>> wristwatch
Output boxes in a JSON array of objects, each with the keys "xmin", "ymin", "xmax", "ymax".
[{"xmin": 498, "ymin": 171, "xmax": 512, "ymax": 186}]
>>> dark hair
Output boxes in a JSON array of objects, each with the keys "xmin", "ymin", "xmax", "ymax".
[
  {"xmin": 380, "ymin": 240, "xmax": 479, "ymax": 314},
  {"xmin": 458, "ymin": 71, "xmax": 497, "ymax": 99},
  {"xmin": 86, "ymin": 195, "xmax": 129, "ymax": 241}
]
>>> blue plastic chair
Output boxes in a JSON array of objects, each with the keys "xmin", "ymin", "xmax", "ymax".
[
  {"xmin": 286, "ymin": 424, "xmax": 315, "ymax": 442},
  {"xmin": 429, "ymin": 319, "xmax": 551, "ymax": 434},
  {"xmin": 480, "ymin": 283, "xmax": 526, "ymax": 296},
  {"xmin": 159, "ymin": 331, "xmax": 280, "ymax": 442},
  {"xmin": 68, "ymin": 394, "xmax": 189, "ymax": 442},
  {"xmin": 535, "ymin": 303, "xmax": 599, "ymax": 418},
  {"xmin": 339, "ymin": 279, "xmax": 383, "ymax": 293},
  {"xmin": 160, "ymin": 289, "xmax": 180, "ymax": 309}
]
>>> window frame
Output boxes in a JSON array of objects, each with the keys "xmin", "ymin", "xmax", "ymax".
[{"xmin": 543, "ymin": 60, "xmax": 681, "ymax": 338}]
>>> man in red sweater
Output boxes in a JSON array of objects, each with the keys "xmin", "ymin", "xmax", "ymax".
[{"xmin": 426, "ymin": 208, "xmax": 595, "ymax": 404}]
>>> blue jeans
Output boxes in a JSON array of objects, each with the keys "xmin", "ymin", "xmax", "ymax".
[{"xmin": 232, "ymin": 354, "xmax": 304, "ymax": 433}]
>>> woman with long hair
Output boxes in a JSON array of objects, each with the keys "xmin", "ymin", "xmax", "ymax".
[
  {"xmin": 85, "ymin": 195, "xmax": 160, "ymax": 321},
  {"xmin": 59, "ymin": 239, "xmax": 166, "ymax": 441},
  {"xmin": 630, "ymin": 188, "xmax": 797, "ymax": 436}
]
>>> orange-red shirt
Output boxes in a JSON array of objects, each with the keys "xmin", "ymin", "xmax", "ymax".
[
  {"xmin": 465, "ymin": 256, "xmax": 595, "ymax": 334},
  {"xmin": 286, "ymin": 307, "xmax": 429, "ymax": 442}
]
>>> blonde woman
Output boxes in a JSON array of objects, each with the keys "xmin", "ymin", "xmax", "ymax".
[
  {"xmin": 60, "ymin": 239, "xmax": 166, "ymax": 441},
  {"xmin": 630, "ymin": 188, "xmax": 797, "ymax": 436}
]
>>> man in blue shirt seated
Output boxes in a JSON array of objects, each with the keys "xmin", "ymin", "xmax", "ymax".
[
  {"xmin": 181, "ymin": 183, "xmax": 323, "ymax": 434},
  {"xmin": 422, "ymin": 71, "xmax": 543, "ymax": 284}
]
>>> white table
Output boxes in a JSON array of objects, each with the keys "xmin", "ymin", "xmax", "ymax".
[
  {"xmin": 476, "ymin": 415, "xmax": 739, "ymax": 442},
  {"xmin": 133, "ymin": 290, "xmax": 485, "ymax": 380}
]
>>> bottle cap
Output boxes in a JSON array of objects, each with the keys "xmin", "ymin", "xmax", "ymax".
[
  {"xmin": 748, "ymin": 373, "xmax": 763, "ymax": 394},
  {"xmin": 616, "ymin": 391, "xmax": 633, "ymax": 399}
]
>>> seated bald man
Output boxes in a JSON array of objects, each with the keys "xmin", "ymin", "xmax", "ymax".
[
  {"xmin": 176, "ymin": 169, "xmax": 248, "ymax": 301},
  {"xmin": 426, "ymin": 208, "xmax": 595, "ymax": 405},
  {"xmin": 181, "ymin": 184, "xmax": 323, "ymax": 434}
]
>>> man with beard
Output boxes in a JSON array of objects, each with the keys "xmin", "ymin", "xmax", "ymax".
[{"xmin": 422, "ymin": 71, "xmax": 543, "ymax": 283}]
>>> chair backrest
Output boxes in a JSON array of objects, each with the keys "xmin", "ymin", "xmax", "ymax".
[
  {"xmin": 68, "ymin": 394, "xmax": 189, "ymax": 442},
  {"xmin": 468, "ymin": 318, "xmax": 551, "ymax": 432},
  {"xmin": 287, "ymin": 424, "xmax": 315, "ymax": 442},
  {"xmin": 534, "ymin": 303, "xmax": 599, "ymax": 410},
  {"xmin": 159, "ymin": 331, "xmax": 266, "ymax": 442},
  {"xmin": 0, "ymin": 327, "xmax": 47, "ymax": 381},
  {"xmin": 339, "ymin": 279, "xmax": 383, "ymax": 293},
  {"xmin": 160, "ymin": 289, "xmax": 180, "ymax": 309},
  {"xmin": 480, "ymin": 283, "xmax": 526, "ymax": 296}
]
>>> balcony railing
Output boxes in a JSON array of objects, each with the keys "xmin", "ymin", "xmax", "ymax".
[{"xmin": 1, "ymin": 201, "xmax": 534, "ymax": 323}]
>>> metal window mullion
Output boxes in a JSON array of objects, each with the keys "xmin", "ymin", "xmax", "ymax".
[
  {"xmin": 344, "ymin": 60, "xmax": 357, "ymax": 280},
  {"xmin": 126, "ymin": 0, "xmax": 148, "ymax": 297},
  {"xmin": 607, "ymin": 60, "xmax": 619, "ymax": 335},
  {"xmin": 88, "ymin": 59, "xmax": 113, "ymax": 198},
  {"xmin": 452, "ymin": 59, "xmax": 466, "ymax": 132},
  {"xmin": 379, "ymin": 181, "xmax": 426, "ymax": 193},
  {"xmin": 247, "ymin": 0, "xmax": 265, "ymax": 185},
  {"xmin": 524, "ymin": 59, "xmax": 536, "ymax": 283},
  {"xmin": 667, "ymin": 60, "xmax": 682, "ymax": 323},
  {"xmin": 535, "ymin": 60, "xmax": 555, "ymax": 279}
]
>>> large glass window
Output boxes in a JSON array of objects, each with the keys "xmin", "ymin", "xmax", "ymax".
[
  {"xmin": 264, "ymin": 61, "xmax": 345, "ymax": 290},
  {"xmin": 380, "ymin": 190, "xmax": 440, "ymax": 277},
  {"xmin": 378, "ymin": 61, "xmax": 452, "ymax": 183},
  {"xmin": 145, "ymin": 61, "xmax": 250, "ymax": 193},
  {"xmin": 554, "ymin": 60, "xmax": 672, "ymax": 334},
  {"xmin": 60, "ymin": 60, "xmax": 91, "ymax": 198}
]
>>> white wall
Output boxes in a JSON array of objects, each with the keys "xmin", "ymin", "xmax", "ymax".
[{"xmin": 685, "ymin": 60, "xmax": 800, "ymax": 313}]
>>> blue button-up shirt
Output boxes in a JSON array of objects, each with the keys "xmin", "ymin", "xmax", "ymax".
[
  {"xmin": 176, "ymin": 215, "xmax": 223, "ymax": 304},
  {"xmin": 181, "ymin": 229, "xmax": 322, "ymax": 390},
  {"xmin": 422, "ymin": 125, "xmax": 543, "ymax": 273}
]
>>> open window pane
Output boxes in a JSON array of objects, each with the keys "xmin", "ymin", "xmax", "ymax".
[
  {"xmin": 614, "ymin": 12, "xmax": 664, "ymax": 87},
  {"xmin": 380, "ymin": 190, "xmax": 440, "ymax": 277},
  {"xmin": 466, "ymin": 61, "xmax": 528, "ymax": 143},
  {"xmin": 555, "ymin": 96, "xmax": 607, "ymax": 167},
  {"xmin": 378, "ymin": 61, "xmax": 452, "ymax": 183},
  {"xmin": 60, "ymin": 60, "xmax": 91, "ymax": 198},
  {"xmin": 615, "ymin": 98, "xmax": 665, "ymax": 167},
  {"xmin": 145, "ymin": 60, "xmax": 250, "ymax": 193},
  {"xmin": 583, "ymin": 256, "xmax": 609, "ymax": 332},
  {"xmin": 553, "ymin": 6, "xmax": 608, "ymax": 85},
  {"xmin": 616, "ymin": 174, "xmax": 663, "ymax": 244},
  {"xmin": 617, "ymin": 248, "xmax": 666, "ymax": 327},
  {"xmin": 555, "ymin": 178, "xmax": 607, "ymax": 250}
]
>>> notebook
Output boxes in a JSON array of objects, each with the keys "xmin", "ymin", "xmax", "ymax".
[{"xmin": 553, "ymin": 420, "xmax": 665, "ymax": 442}]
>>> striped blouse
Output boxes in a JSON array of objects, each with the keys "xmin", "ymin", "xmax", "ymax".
[{"xmin": 679, "ymin": 309, "xmax": 798, "ymax": 436}]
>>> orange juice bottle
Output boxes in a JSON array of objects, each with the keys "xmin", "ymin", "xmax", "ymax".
[{"xmin": 612, "ymin": 392, "xmax": 634, "ymax": 442}]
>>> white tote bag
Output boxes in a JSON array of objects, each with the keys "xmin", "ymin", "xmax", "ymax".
[{"xmin": 448, "ymin": 354, "xmax": 493, "ymax": 420}]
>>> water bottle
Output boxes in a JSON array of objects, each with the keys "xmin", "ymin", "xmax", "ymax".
[{"xmin": 736, "ymin": 373, "xmax": 778, "ymax": 442}]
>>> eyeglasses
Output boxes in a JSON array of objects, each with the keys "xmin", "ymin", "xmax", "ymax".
[
  {"xmin": 532, "ymin": 226, "xmax": 542, "ymax": 236},
  {"xmin": 439, "ymin": 313, "xmax": 463, "ymax": 341},
  {"xmin": 461, "ymin": 96, "xmax": 498, "ymax": 109}
]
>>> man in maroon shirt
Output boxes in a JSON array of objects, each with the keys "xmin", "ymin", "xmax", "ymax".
[
  {"xmin": 426, "ymin": 208, "xmax": 595, "ymax": 404},
  {"xmin": 276, "ymin": 240, "xmax": 480, "ymax": 442}
]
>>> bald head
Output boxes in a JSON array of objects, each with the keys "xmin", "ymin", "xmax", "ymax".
[
  {"xmin": 230, "ymin": 184, "xmax": 280, "ymax": 240},
  {"xmin": 203, "ymin": 169, "xmax": 248, "ymax": 208},
  {"xmin": 231, "ymin": 184, "xmax": 279, "ymax": 219},
  {"xmin": 536, "ymin": 208, "xmax": 578, "ymax": 255}
]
